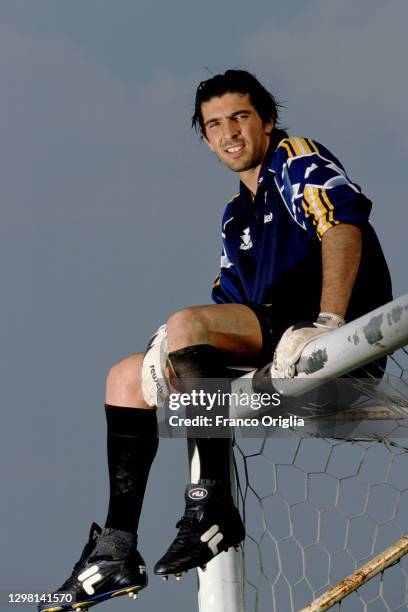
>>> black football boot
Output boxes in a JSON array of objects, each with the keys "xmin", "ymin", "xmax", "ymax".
[
  {"xmin": 154, "ymin": 480, "xmax": 245, "ymax": 579},
  {"xmin": 38, "ymin": 523, "xmax": 147, "ymax": 612}
]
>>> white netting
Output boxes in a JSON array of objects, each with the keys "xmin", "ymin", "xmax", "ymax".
[{"xmin": 233, "ymin": 348, "xmax": 408, "ymax": 611}]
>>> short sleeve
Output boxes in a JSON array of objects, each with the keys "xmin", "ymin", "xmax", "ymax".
[{"xmin": 274, "ymin": 137, "xmax": 372, "ymax": 240}]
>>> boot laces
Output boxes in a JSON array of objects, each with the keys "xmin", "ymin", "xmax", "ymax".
[
  {"xmin": 174, "ymin": 507, "xmax": 202, "ymax": 544},
  {"xmin": 59, "ymin": 536, "xmax": 99, "ymax": 589}
]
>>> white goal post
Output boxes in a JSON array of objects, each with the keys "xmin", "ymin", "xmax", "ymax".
[
  {"xmin": 192, "ymin": 294, "xmax": 408, "ymax": 612},
  {"xmin": 189, "ymin": 440, "xmax": 244, "ymax": 612}
]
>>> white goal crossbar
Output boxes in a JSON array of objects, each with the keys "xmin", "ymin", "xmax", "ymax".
[{"xmin": 233, "ymin": 294, "xmax": 408, "ymax": 399}]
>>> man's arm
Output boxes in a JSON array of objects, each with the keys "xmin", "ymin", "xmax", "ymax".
[
  {"xmin": 271, "ymin": 223, "xmax": 363, "ymax": 379},
  {"xmin": 320, "ymin": 223, "xmax": 362, "ymax": 318}
]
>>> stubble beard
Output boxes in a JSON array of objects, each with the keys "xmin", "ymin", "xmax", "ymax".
[{"xmin": 222, "ymin": 150, "xmax": 265, "ymax": 173}]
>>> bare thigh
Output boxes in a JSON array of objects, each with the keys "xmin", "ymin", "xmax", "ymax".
[
  {"xmin": 166, "ymin": 303, "xmax": 263, "ymax": 365},
  {"xmin": 105, "ymin": 304, "xmax": 263, "ymax": 408}
]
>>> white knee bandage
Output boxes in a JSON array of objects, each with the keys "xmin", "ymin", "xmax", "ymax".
[{"xmin": 141, "ymin": 324, "xmax": 170, "ymax": 407}]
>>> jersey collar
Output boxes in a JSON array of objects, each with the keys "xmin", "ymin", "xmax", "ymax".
[{"xmin": 239, "ymin": 129, "xmax": 288, "ymax": 202}]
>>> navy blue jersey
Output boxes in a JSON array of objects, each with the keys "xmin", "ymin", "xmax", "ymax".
[{"xmin": 212, "ymin": 130, "xmax": 392, "ymax": 322}]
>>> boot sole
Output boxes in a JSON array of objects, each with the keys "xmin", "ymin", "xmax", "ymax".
[
  {"xmin": 39, "ymin": 584, "xmax": 146, "ymax": 612},
  {"xmin": 156, "ymin": 541, "xmax": 243, "ymax": 579}
]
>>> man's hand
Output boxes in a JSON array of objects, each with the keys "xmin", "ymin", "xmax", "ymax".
[{"xmin": 271, "ymin": 312, "xmax": 345, "ymax": 378}]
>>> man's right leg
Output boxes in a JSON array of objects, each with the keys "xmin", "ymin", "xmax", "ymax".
[{"xmin": 40, "ymin": 354, "xmax": 157, "ymax": 612}]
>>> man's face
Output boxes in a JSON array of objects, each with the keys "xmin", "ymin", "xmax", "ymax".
[{"xmin": 201, "ymin": 92, "xmax": 273, "ymax": 173}]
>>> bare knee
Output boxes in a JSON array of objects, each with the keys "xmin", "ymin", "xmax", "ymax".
[
  {"xmin": 106, "ymin": 352, "xmax": 151, "ymax": 409},
  {"xmin": 167, "ymin": 307, "xmax": 210, "ymax": 352}
]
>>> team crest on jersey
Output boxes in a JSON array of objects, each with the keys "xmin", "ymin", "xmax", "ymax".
[
  {"xmin": 189, "ymin": 487, "xmax": 208, "ymax": 500},
  {"xmin": 239, "ymin": 227, "xmax": 253, "ymax": 250},
  {"xmin": 263, "ymin": 212, "xmax": 273, "ymax": 224}
]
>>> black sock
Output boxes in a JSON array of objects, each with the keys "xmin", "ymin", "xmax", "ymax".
[
  {"xmin": 104, "ymin": 405, "xmax": 158, "ymax": 533},
  {"xmin": 194, "ymin": 438, "xmax": 231, "ymax": 482},
  {"xmin": 168, "ymin": 345, "xmax": 231, "ymax": 484}
]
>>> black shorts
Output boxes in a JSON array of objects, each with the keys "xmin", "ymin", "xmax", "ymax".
[{"xmin": 243, "ymin": 302, "xmax": 294, "ymax": 367}]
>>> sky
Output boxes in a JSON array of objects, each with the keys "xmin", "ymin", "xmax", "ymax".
[{"xmin": 1, "ymin": 1, "xmax": 408, "ymax": 611}]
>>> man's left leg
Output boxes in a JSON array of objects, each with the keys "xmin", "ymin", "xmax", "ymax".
[{"xmin": 154, "ymin": 303, "xmax": 263, "ymax": 577}]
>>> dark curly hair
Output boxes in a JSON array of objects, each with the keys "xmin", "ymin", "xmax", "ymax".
[{"xmin": 192, "ymin": 69, "xmax": 282, "ymax": 137}]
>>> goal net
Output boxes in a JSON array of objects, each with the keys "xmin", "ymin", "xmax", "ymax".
[{"xmin": 233, "ymin": 346, "xmax": 408, "ymax": 611}]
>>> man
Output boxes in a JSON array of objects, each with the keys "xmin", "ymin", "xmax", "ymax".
[{"xmin": 39, "ymin": 70, "xmax": 392, "ymax": 611}]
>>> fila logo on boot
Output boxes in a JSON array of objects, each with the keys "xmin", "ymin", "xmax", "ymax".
[
  {"xmin": 200, "ymin": 525, "xmax": 224, "ymax": 555},
  {"xmin": 188, "ymin": 487, "xmax": 208, "ymax": 500},
  {"xmin": 78, "ymin": 565, "xmax": 103, "ymax": 595}
]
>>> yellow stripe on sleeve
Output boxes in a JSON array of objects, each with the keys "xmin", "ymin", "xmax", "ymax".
[
  {"xmin": 304, "ymin": 186, "xmax": 326, "ymax": 218},
  {"xmin": 213, "ymin": 273, "xmax": 221, "ymax": 288},
  {"xmin": 320, "ymin": 190, "xmax": 340, "ymax": 227},
  {"xmin": 306, "ymin": 138, "xmax": 319, "ymax": 154},
  {"xmin": 289, "ymin": 137, "xmax": 314, "ymax": 156},
  {"xmin": 279, "ymin": 137, "xmax": 319, "ymax": 159},
  {"xmin": 278, "ymin": 138, "xmax": 299, "ymax": 158},
  {"xmin": 288, "ymin": 138, "xmax": 302, "ymax": 156},
  {"xmin": 301, "ymin": 199, "xmax": 315, "ymax": 224},
  {"xmin": 303, "ymin": 187, "xmax": 336, "ymax": 238}
]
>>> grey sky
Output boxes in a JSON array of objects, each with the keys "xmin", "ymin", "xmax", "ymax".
[{"xmin": 1, "ymin": 1, "xmax": 407, "ymax": 611}]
